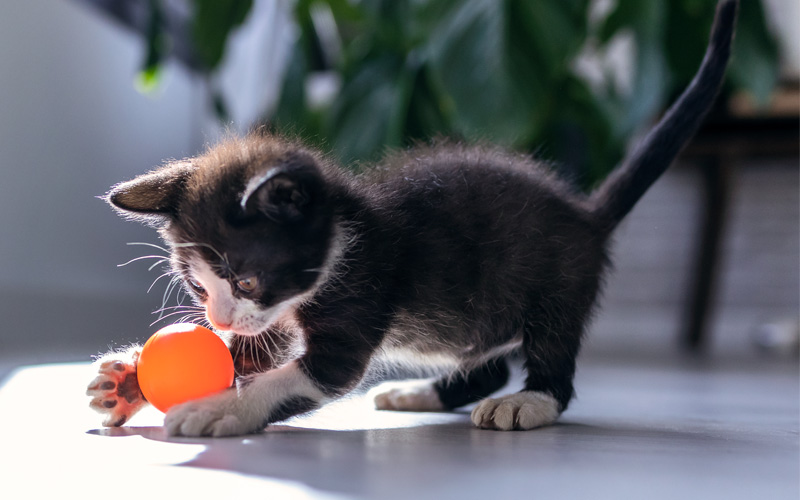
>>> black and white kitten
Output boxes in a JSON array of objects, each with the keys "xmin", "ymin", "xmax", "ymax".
[{"xmin": 88, "ymin": 0, "xmax": 736, "ymax": 436}]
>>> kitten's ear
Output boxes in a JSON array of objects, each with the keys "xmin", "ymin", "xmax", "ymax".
[
  {"xmin": 240, "ymin": 158, "xmax": 324, "ymax": 222},
  {"xmin": 105, "ymin": 160, "xmax": 194, "ymax": 221}
]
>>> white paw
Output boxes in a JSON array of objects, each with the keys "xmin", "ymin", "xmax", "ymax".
[
  {"xmin": 164, "ymin": 389, "xmax": 256, "ymax": 437},
  {"xmin": 471, "ymin": 392, "xmax": 560, "ymax": 431},
  {"xmin": 372, "ymin": 379, "xmax": 445, "ymax": 412},
  {"xmin": 87, "ymin": 347, "xmax": 146, "ymax": 427},
  {"xmin": 164, "ymin": 361, "xmax": 328, "ymax": 437}
]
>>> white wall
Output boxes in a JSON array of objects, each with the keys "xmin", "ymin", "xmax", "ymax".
[
  {"xmin": 763, "ymin": 0, "xmax": 800, "ymax": 77},
  {"xmin": 0, "ymin": 0, "xmax": 205, "ymax": 298},
  {"xmin": 0, "ymin": 0, "xmax": 294, "ymax": 359}
]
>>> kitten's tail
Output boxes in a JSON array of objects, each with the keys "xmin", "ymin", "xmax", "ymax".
[{"xmin": 588, "ymin": 0, "xmax": 737, "ymax": 231}]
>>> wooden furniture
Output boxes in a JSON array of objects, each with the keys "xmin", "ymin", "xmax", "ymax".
[{"xmin": 679, "ymin": 81, "xmax": 799, "ymax": 351}]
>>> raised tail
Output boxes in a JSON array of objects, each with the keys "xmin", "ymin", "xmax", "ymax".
[{"xmin": 588, "ymin": 0, "xmax": 737, "ymax": 230}]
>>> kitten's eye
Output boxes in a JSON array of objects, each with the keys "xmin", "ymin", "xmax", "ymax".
[
  {"xmin": 188, "ymin": 278, "xmax": 205, "ymax": 294},
  {"xmin": 236, "ymin": 276, "xmax": 258, "ymax": 293}
]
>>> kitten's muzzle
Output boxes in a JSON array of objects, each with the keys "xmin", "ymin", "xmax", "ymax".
[{"xmin": 207, "ymin": 312, "xmax": 233, "ymax": 331}]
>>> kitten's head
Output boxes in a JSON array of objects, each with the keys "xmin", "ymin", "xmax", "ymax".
[{"xmin": 107, "ymin": 134, "xmax": 337, "ymax": 336}]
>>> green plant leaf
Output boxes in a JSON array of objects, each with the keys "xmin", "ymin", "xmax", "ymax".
[
  {"xmin": 425, "ymin": 0, "xmax": 531, "ymax": 143},
  {"xmin": 134, "ymin": 65, "xmax": 163, "ymax": 95},
  {"xmin": 325, "ymin": 55, "xmax": 411, "ymax": 163},
  {"xmin": 727, "ymin": 0, "xmax": 780, "ymax": 105},
  {"xmin": 404, "ymin": 63, "xmax": 455, "ymax": 143},
  {"xmin": 533, "ymin": 74, "xmax": 621, "ymax": 189},
  {"xmin": 663, "ymin": 0, "xmax": 716, "ymax": 86},
  {"xmin": 271, "ymin": 42, "xmax": 310, "ymax": 126},
  {"xmin": 509, "ymin": 0, "xmax": 589, "ymax": 80},
  {"xmin": 136, "ymin": 0, "xmax": 167, "ymax": 94},
  {"xmin": 597, "ymin": 0, "xmax": 670, "ymax": 140},
  {"xmin": 505, "ymin": 0, "xmax": 590, "ymax": 145},
  {"xmin": 191, "ymin": 0, "xmax": 253, "ymax": 70},
  {"xmin": 263, "ymin": 0, "xmax": 780, "ymax": 185}
]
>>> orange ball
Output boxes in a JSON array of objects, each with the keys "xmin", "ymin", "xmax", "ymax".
[{"xmin": 137, "ymin": 323, "xmax": 234, "ymax": 413}]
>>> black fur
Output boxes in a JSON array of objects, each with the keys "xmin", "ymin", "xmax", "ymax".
[
  {"xmin": 434, "ymin": 359, "xmax": 511, "ymax": 410},
  {"xmin": 105, "ymin": 1, "xmax": 737, "ymax": 427},
  {"xmin": 263, "ymin": 396, "xmax": 319, "ymax": 427}
]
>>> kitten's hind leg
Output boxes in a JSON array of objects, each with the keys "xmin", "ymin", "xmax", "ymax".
[
  {"xmin": 373, "ymin": 358, "xmax": 510, "ymax": 412},
  {"xmin": 472, "ymin": 305, "xmax": 585, "ymax": 430},
  {"xmin": 371, "ymin": 379, "xmax": 446, "ymax": 412}
]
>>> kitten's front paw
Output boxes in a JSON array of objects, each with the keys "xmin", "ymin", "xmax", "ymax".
[
  {"xmin": 164, "ymin": 390, "xmax": 257, "ymax": 437},
  {"xmin": 372, "ymin": 379, "xmax": 445, "ymax": 412},
  {"xmin": 471, "ymin": 391, "xmax": 559, "ymax": 431},
  {"xmin": 87, "ymin": 348, "xmax": 146, "ymax": 427}
]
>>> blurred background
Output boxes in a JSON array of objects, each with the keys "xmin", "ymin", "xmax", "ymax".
[{"xmin": 0, "ymin": 0, "xmax": 797, "ymax": 379}]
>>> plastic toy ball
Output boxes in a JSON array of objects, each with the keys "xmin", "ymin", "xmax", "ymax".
[{"xmin": 137, "ymin": 323, "xmax": 234, "ymax": 413}]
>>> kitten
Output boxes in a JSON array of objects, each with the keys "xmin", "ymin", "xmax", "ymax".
[{"xmin": 88, "ymin": 0, "xmax": 737, "ymax": 436}]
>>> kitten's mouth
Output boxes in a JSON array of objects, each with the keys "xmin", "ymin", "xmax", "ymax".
[
  {"xmin": 227, "ymin": 325, "xmax": 262, "ymax": 338},
  {"xmin": 207, "ymin": 318, "xmax": 259, "ymax": 337},
  {"xmin": 214, "ymin": 299, "xmax": 300, "ymax": 338}
]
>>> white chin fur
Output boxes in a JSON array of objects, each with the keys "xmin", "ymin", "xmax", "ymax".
[{"xmin": 227, "ymin": 298, "xmax": 300, "ymax": 337}]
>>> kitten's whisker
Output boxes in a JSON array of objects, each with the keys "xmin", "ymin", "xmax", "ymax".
[
  {"xmin": 150, "ymin": 309, "xmax": 199, "ymax": 318},
  {"xmin": 147, "ymin": 259, "xmax": 170, "ymax": 272},
  {"xmin": 158, "ymin": 277, "xmax": 176, "ymax": 313},
  {"xmin": 266, "ymin": 335, "xmax": 278, "ymax": 369},
  {"xmin": 152, "ymin": 310, "xmax": 202, "ymax": 321},
  {"xmin": 259, "ymin": 339, "xmax": 268, "ymax": 372},
  {"xmin": 150, "ymin": 304, "xmax": 203, "ymax": 315},
  {"xmin": 178, "ymin": 313, "xmax": 204, "ymax": 324},
  {"xmin": 232, "ymin": 337, "xmax": 243, "ymax": 361},
  {"xmin": 249, "ymin": 337, "xmax": 259, "ymax": 372},
  {"xmin": 173, "ymin": 242, "xmax": 230, "ymax": 269},
  {"xmin": 126, "ymin": 241, "xmax": 170, "ymax": 254},
  {"xmin": 261, "ymin": 332, "xmax": 277, "ymax": 368},
  {"xmin": 157, "ymin": 275, "xmax": 183, "ymax": 321},
  {"xmin": 117, "ymin": 255, "xmax": 169, "ymax": 268},
  {"xmin": 149, "ymin": 310, "xmax": 205, "ymax": 327},
  {"xmin": 147, "ymin": 271, "xmax": 176, "ymax": 294}
]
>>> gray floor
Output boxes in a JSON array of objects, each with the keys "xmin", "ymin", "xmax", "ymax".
[
  {"xmin": 0, "ymin": 161, "xmax": 797, "ymax": 498},
  {"xmin": 1, "ymin": 357, "xmax": 796, "ymax": 499}
]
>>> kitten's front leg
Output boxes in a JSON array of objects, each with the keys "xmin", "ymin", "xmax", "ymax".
[
  {"xmin": 164, "ymin": 360, "xmax": 328, "ymax": 437},
  {"xmin": 86, "ymin": 346, "xmax": 147, "ymax": 427},
  {"xmin": 166, "ymin": 293, "xmax": 385, "ymax": 437}
]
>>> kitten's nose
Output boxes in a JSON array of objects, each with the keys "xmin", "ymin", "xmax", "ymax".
[
  {"xmin": 207, "ymin": 300, "xmax": 235, "ymax": 331},
  {"xmin": 207, "ymin": 314, "xmax": 232, "ymax": 331}
]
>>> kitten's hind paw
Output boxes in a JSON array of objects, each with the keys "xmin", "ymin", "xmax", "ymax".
[
  {"xmin": 87, "ymin": 347, "xmax": 147, "ymax": 427},
  {"xmin": 371, "ymin": 379, "xmax": 445, "ymax": 412},
  {"xmin": 471, "ymin": 391, "xmax": 559, "ymax": 431}
]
